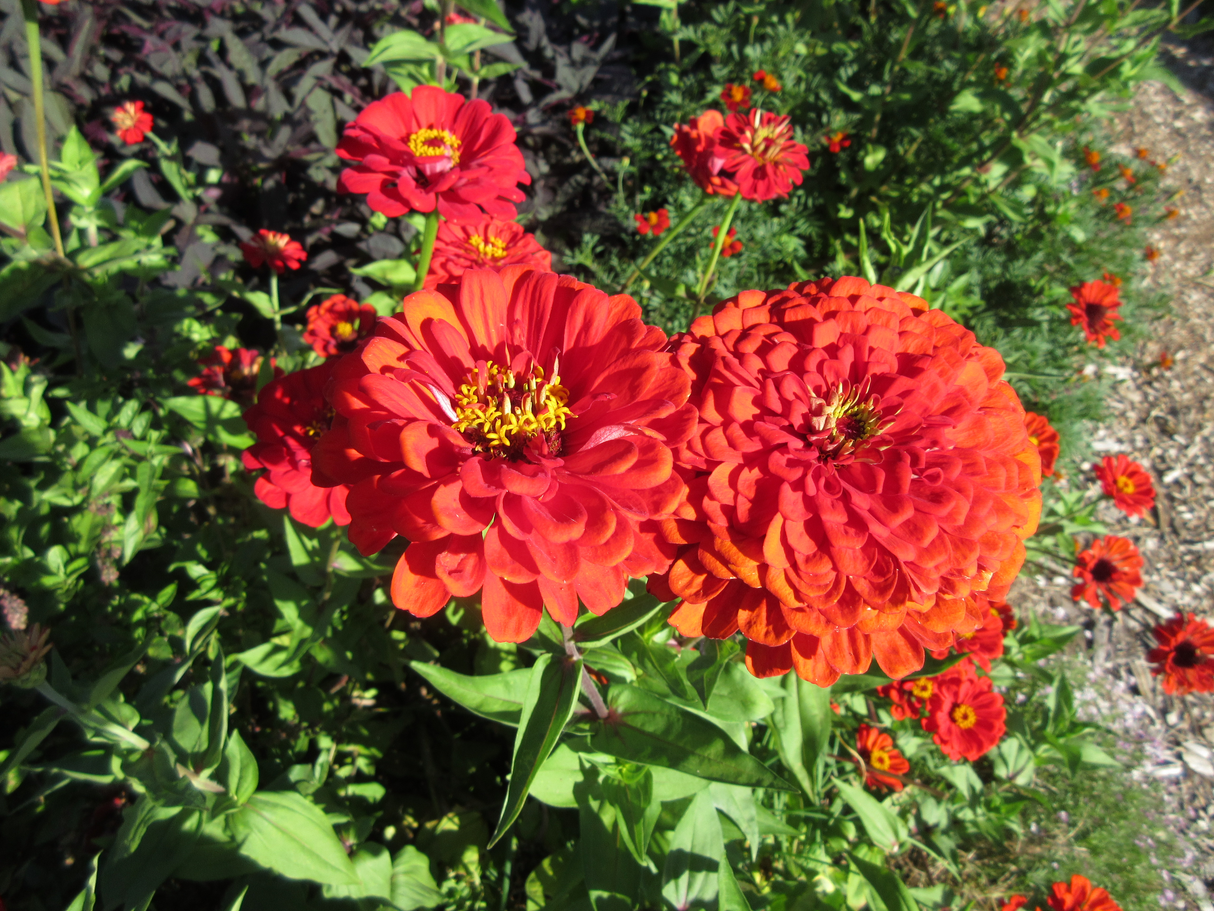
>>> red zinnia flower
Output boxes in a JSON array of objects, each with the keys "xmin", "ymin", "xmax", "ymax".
[
  {"xmin": 1135, "ymin": 147, "xmax": 1150, "ymax": 159},
  {"xmin": 111, "ymin": 101, "xmax": 153, "ymax": 145},
  {"xmin": 1071, "ymin": 535, "xmax": 1143, "ymax": 611},
  {"xmin": 825, "ymin": 131, "xmax": 851, "ymax": 153},
  {"xmin": 1002, "ymin": 898, "xmax": 1031, "ymax": 911},
  {"xmin": 568, "ymin": 106, "xmax": 594, "ymax": 127},
  {"xmin": 1145, "ymin": 245, "xmax": 1160, "ymax": 262},
  {"xmin": 426, "ymin": 215, "xmax": 552, "ymax": 288},
  {"xmin": 304, "ymin": 295, "xmax": 378, "ymax": 359},
  {"xmin": 187, "ymin": 345, "xmax": 279, "ymax": 406},
  {"xmin": 752, "ymin": 70, "xmax": 768, "ymax": 81},
  {"xmin": 1082, "ymin": 147, "xmax": 1101, "ymax": 171},
  {"xmin": 1148, "ymin": 612, "xmax": 1214, "ymax": 695},
  {"xmin": 635, "ymin": 209, "xmax": 671, "ymax": 236},
  {"xmin": 922, "ymin": 666, "xmax": 1006, "ymax": 761},
  {"xmin": 1092, "ymin": 188, "xmax": 1109, "ymax": 202},
  {"xmin": 991, "ymin": 599, "xmax": 1016, "ymax": 632},
  {"xmin": 242, "ymin": 361, "xmax": 352, "ymax": 529},
  {"xmin": 1118, "ymin": 165, "xmax": 1136, "ymax": 185},
  {"xmin": 718, "ymin": 110, "xmax": 810, "ymax": 202},
  {"xmin": 1165, "ymin": 207, "xmax": 1179, "ymax": 220},
  {"xmin": 1159, "ymin": 350, "xmax": 1174, "ymax": 369},
  {"xmin": 1094, "ymin": 455, "xmax": 1155, "ymax": 518},
  {"xmin": 670, "ymin": 111, "xmax": 738, "ymax": 197},
  {"xmin": 931, "ymin": 596, "xmax": 1006, "ymax": 670},
  {"xmin": 337, "ymin": 86, "xmax": 530, "ymax": 225},
  {"xmin": 720, "ymin": 83, "xmax": 752, "ymax": 113},
  {"xmin": 312, "ymin": 267, "xmax": 695, "ymax": 642},
  {"xmin": 1046, "ymin": 875, "xmax": 1122, "ymax": 911},
  {"xmin": 1066, "ymin": 281, "xmax": 1122, "ymax": 348},
  {"xmin": 1113, "ymin": 202, "xmax": 1132, "ymax": 223},
  {"xmin": 710, "ymin": 225, "xmax": 742, "ymax": 257},
  {"xmin": 0, "ymin": 154, "xmax": 16, "ymax": 183},
  {"xmin": 650, "ymin": 277, "xmax": 1043, "ymax": 686},
  {"xmin": 1024, "ymin": 412, "xmax": 1059, "ymax": 478},
  {"xmin": 855, "ymin": 724, "xmax": 910, "ymax": 791},
  {"xmin": 240, "ymin": 229, "xmax": 308, "ymax": 275},
  {"xmin": 878, "ymin": 673, "xmax": 938, "ymax": 720}
]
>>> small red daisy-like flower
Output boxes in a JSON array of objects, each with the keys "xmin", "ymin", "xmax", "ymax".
[
  {"xmin": 760, "ymin": 73, "xmax": 782, "ymax": 92},
  {"xmin": 855, "ymin": 724, "xmax": 910, "ymax": 791},
  {"xmin": 718, "ymin": 109, "xmax": 811, "ymax": 202},
  {"xmin": 1094, "ymin": 455, "xmax": 1155, "ymax": 518},
  {"xmin": 1118, "ymin": 165, "xmax": 1136, "ymax": 185},
  {"xmin": 1071, "ymin": 535, "xmax": 1144, "ymax": 611},
  {"xmin": 1082, "ymin": 147, "xmax": 1101, "ymax": 171},
  {"xmin": 1135, "ymin": 147, "xmax": 1150, "ymax": 159},
  {"xmin": 635, "ymin": 209, "xmax": 671, "ymax": 236},
  {"xmin": 1159, "ymin": 350, "xmax": 1174, "ymax": 369},
  {"xmin": 0, "ymin": 153, "xmax": 16, "ymax": 183},
  {"xmin": 710, "ymin": 225, "xmax": 743, "ymax": 257},
  {"xmin": 1155, "ymin": 159, "xmax": 1169, "ymax": 174},
  {"xmin": 922, "ymin": 665, "xmax": 1006, "ymax": 761},
  {"xmin": 1066, "ymin": 280, "xmax": 1122, "ymax": 348},
  {"xmin": 931, "ymin": 596, "xmax": 1006, "ymax": 671},
  {"xmin": 825, "ymin": 131, "xmax": 852, "ymax": 153},
  {"xmin": 1092, "ymin": 188, "xmax": 1109, "ymax": 202},
  {"xmin": 303, "ymin": 295, "xmax": 378, "ymax": 359},
  {"xmin": 994, "ymin": 63, "xmax": 1009, "ymax": 82},
  {"xmin": 1023, "ymin": 412, "xmax": 1060, "ymax": 478},
  {"xmin": 187, "ymin": 345, "xmax": 279, "ymax": 407},
  {"xmin": 1046, "ymin": 875, "xmax": 1122, "ymax": 911},
  {"xmin": 568, "ymin": 106, "xmax": 594, "ymax": 127},
  {"xmin": 1113, "ymin": 202, "xmax": 1132, "ymax": 223},
  {"xmin": 242, "ymin": 360, "xmax": 352, "ymax": 529},
  {"xmin": 720, "ymin": 83, "xmax": 752, "ymax": 113},
  {"xmin": 426, "ymin": 215, "xmax": 552, "ymax": 288},
  {"xmin": 337, "ymin": 86, "xmax": 530, "ymax": 225},
  {"xmin": 752, "ymin": 70, "xmax": 768, "ymax": 82},
  {"xmin": 877, "ymin": 673, "xmax": 939, "ymax": 720},
  {"xmin": 111, "ymin": 101, "xmax": 153, "ymax": 145},
  {"xmin": 1148, "ymin": 612, "xmax": 1214, "ymax": 695},
  {"xmin": 1165, "ymin": 207, "xmax": 1179, "ymax": 220},
  {"xmin": 1100, "ymin": 270, "xmax": 1121, "ymax": 287},
  {"xmin": 1145, "ymin": 245, "xmax": 1160, "ymax": 262},
  {"xmin": 240, "ymin": 229, "xmax": 308, "ymax": 275},
  {"xmin": 670, "ymin": 111, "xmax": 739, "ymax": 198}
]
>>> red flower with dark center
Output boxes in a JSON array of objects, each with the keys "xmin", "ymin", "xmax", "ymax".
[
  {"xmin": 720, "ymin": 83, "xmax": 752, "ymax": 112},
  {"xmin": 710, "ymin": 225, "xmax": 742, "ymax": 257},
  {"xmin": 991, "ymin": 598, "xmax": 1016, "ymax": 632},
  {"xmin": 922, "ymin": 665, "xmax": 1006, "ymax": 761},
  {"xmin": 1024, "ymin": 412, "xmax": 1060, "ymax": 477},
  {"xmin": 855, "ymin": 724, "xmax": 909, "ymax": 791},
  {"xmin": 243, "ymin": 361, "xmax": 352, "ymax": 528},
  {"xmin": 111, "ymin": 101, "xmax": 153, "ymax": 145},
  {"xmin": 426, "ymin": 215, "xmax": 552, "ymax": 288},
  {"xmin": 568, "ymin": 106, "xmax": 594, "ymax": 127},
  {"xmin": 635, "ymin": 209, "xmax": 671, "ymax": 236},
  {"xmin": 187, "ymin": 345, "xmax": 279, "ymax": 406},
  {"xmin": 826, "ymin": 131, "xmax": 851, "ymax": 153},
  {"xmin": 304, "ymin": 295, "xmax": 378, "ymax": 359},
  {"xmin": 1083, "ymin": 147, "xmax": 1101, "ymax": 171},
  {"xmin": 1066, "ymin": 281, "xmax": 1122, "ymax": 348},
  {"xmin": 312, "ymin": 267, "xmax": 696, "ymax": 642},
  {"xmin": 1148, "ymin": 612, "xmax": 1214, "ymax": 695},
  {"xmin": 649, "ymin": 277, "xmax": 1043, "ymax": 687},
  {"xmin": 1071, "ymin": 535, "xmax": 1143, "ymax": 610},
  {"xmin": 240, "ymin": 230, "xmax": 307, "ymax": 275},
  {"xmin": 718, "ymin": 110, "xmax": 810, "ymax": 201},
  {"xmin": 336, "ymin": 86, "xmax": 530, "ymax": 224},
  {"xmin": 1046, "ymin": 875, "xmax": 1123, "ymax": 911},
  {"xmin": 1113, "ymin": 202, "xmax": 1132, "ymax": 223},
  {"xmin": 1094, "ymin": 454, "xmax": 1155, "ymax": 518},
  {"xmin": 670, "ymin": 111, "xmax": 738, "ymax": 197}
]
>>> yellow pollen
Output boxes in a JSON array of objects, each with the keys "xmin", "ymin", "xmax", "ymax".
[
  {"xmin": 646, "ymin": 212, "xmax": 660, "ymax": 226},
  {"xmin": 333, "ymin": 320, "xmax": 356, "ymax": 341},
  {"xmin": 951, "ymin": 703, "xmax": 978, "ymax": 729},
  {"xmin": 453, "ymin": 360, "xmax": 574, "ymax": 458},
  {"xmin": 868, "ymin": 747, "xmax": 892, "ymax": 771},
  {"xmin": 408, "ymin": 128, "xmax": 462, "ymax": 165},
  {"xmin": 1115, "ymin": 475, "xmax": 1136, "ymax": 495},
  {"xmin": 113, "ymin": 105, "xmax": 140, "ymax": 130},
  {"xmin": 306, "ymin": 406, "xmax": 335, "ymax": 439},
  {"xmin": 468, "ymin": 234, "xmax": 509, "ymax": 261},
  {"xmin": 910, "ymin": 678, "xmax": 934, "ymax": 700}
]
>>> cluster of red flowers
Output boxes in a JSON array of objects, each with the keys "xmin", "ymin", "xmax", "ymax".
[
  {"xmin": 878, "ymin": 657, "xmax": 1007, "ymax": 761},
  {"xmin": 1094, "ymin": 454, "xmax": 1155, "ymax": 518},
  {"xmin": 671, "ymin": 109, "xmax": 810, "ymax": 202},
  {"xmin": 710, "ymin": 225, "xmax": 742, "ymax": 256},
  {"xmin": 1149, "ymin": 612, "xmax": 1214, "ymax": 695},
  {"xmin": 635, "ymin": 209, "xmax": 671, "ymax": 236},
  {"xmin": 1066, "ymin": 280, "xmax": 1123, "ymax": 348},
  {"xmin": 111, "ymin": 101, "xmax": 153, "ymax": 145},
  {"xmin": 1083, "ymin": 147, "xmax": 1101, "ymax": 171},
  {"xmin": 1003, "ymin": 874, "xmax": 1123, "ymax": 911},
  {"xmin": 1113, "ymin": 201, "xmax": 1132, "ymax": 223}
]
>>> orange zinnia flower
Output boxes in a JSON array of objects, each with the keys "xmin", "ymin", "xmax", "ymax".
[
  {"xmin": 426, "ymin": 215, "xmax": 552, "ymax": 288},
  {"xmin": 635, "ymin": 209, "xmax": 671, "ymax": 236},
  {"xmin": 187, "ymin": 345, "xmax": 279, "ymax": 407},
  {"xmin": 1071, "ymin": 535, "xmax": 1143, "ymax": 611},
  {"xmin": 826, "ymin": 131, "xmax": 852, "ymax": 153},
  {"xmin": 1159, "ymin": 350, "xmax": 1174, "ymax": 369},
  {"xmin": 303, "ymin": 295, "xmax": 377, "ymax": 359},
  {"xmin": 313, "ymin": 268, "xmax": 695, "ymax": 642},
  {"xmin": 670, "ymin": 111, "xmax": 739, "ymax": 197},
  {"xmin": 650, "ymin": 277, "xmax": 1042, "ymax": 687},
  {"xmin": 855, "ymin": 724, "xmax": 910, "ymax": 791},
  {"xmin": 710, "ymin": 225, "xmax": 742, "ymax": 257},
  {"xmin": 718, "ymin": 109, "xmax": 811, "ymax": 201},
  {"xmin": 1145, "ymin": 245, "xmax": 1160, "ymax": 262},
  {"xmin": 1046, "ymin": 875, "xmax": 1123, "ymax": 911},
  {"xmin": 922, "ymin": 663, "xmax": 1006, "ymax": 761},
  {"xmin": 720, "ymin": 83, "xmax": 752, "ymax": 113},
  {"xmin": 111, "ymin": 101, "xmax": 153, "ymax": 145},
  {"xmin": 1100, "ymin": 270, "xmax": 1121, "ymax": 287},
  {"xmin": 1118, "ymin": 165, "xmax": 1135, "ymax": 185},
  {"xmin": 240, "ymin": 229, "xmax": 307, "ymax": 275},
  {"xmin": 1092, "ymin": 188, "xmax": 1109, "ymax": 202},
  {"xmin": 994, "ymin": 63, "xmax": 1009, "ymax": 82},
  {"xmin": 568, "ymin": 106, "xmax": 594, "ymax": 126},
  {"xmin": 753, "ymin": 71, "xmax": 782, "ymax": 92},
  {"xmin": 1082, "ymin": 147, "xmax": 1101, "ymax": 171},
  {"xmin": 1165, "ymin": 207, "xmax": 1179, "ymax": 220},
  {"xmin": 1094, "ymin": 454, "xmax": 1155, "ymax": 518},
  {"xmin": 1148, "ymin": 612, "xmax": 1214, "ymax": 695},
  {"xmin": 1066, "ymin": 281, "xmax": 1122, "ymax": 348},
  {"xmin": 1113, "ymin": 202, "xmax": 1132, "ymax": 223},
  {"xmin": 1023, "ymin": 411, "xmax": 1059, "ymax": 477},
  {"xmin": 1135, "ymin": 147, "xmax": 1150, "ymax": 159}
]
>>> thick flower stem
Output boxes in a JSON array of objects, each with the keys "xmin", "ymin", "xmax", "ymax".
[
  {"xmin": 36, "ymin": 680, "xmax": 151, "ymax": 752},
  {"xmin": 621, "ymin": 195, "xmax": 709, "ymax": 293},
  {"xmin": 411, "ymin": 209, "xmax": 440, "ymax": 292},
  {"xmin": 694, "ymin": 192, "xmax": 743, "ymax": 310},
  {"xmin": 560, "ymin": 622, "xmax": 609, "ymax": 719},
  {"xmin": 21, "ymin": 0, "xmax": 64, "ymax": 261},
  {"xmin": 269, "ymin": 270, "xmax": 282, "ymax": 338},
  {"xmin": 575, "ymin": 123, "xmax": 608, "ymax": 183}
]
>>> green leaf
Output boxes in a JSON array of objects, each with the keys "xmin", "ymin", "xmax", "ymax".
[
  {"xmin": 578, "ymin": 771, "xmax": 642, "ymax": 911},
  {"xmin": 443, "ymin": 22, "xmax": 512, "ymax": 56},
  {"xmin": 857, "ymin": 221, "xmax": 878, "ymax": 285},
  {"xmin": 708, "ymin": 783, "xmax": 758, "ymax": 858},
  {"xmin": 365, "ymin": 30, "xmax": 441, "ymax": 67},
  {"xmin": 218, "ymin": 731, "xmax": 259, "ymax": 805},
  {"xmin": 0, "ymin": 177, "xmax": 47, "ymax": 234},
  {"xmin": 322, "ymin": 843, "xmax": 394, "ymax": 901},
  {"xmin": 0, "ymin": 707, "xmax": 61, "ymax": 780},
  {"xmin": 848, "ymin": 852, "xmax": 920, "ymax": 911},
  {"xmin": 600, "ymin": 767, "xmax": 660, "ymax": 865},
  {"xmin": 706, "ymin": 662, "xmax": 774, "ymax": 723},
  {"xmin": 98, "ymin": 159, "xmax": 148, "ymax": 195},
  {"xmin": 573, "ymin": 594, "xmax": 665, "ymax": 649},
  {"xmin": 86, "ymin": 638, "xmax": 150, "ymax": 709},
  {"xmin": 489, "ymin": 652, "xmax": 582, "ymax": 846},
  {"xmin": 163, "ymin": 395, "xmax": 254, "ymax": 448},
  {"xmin": 65, "ymin": 401, "xmax": 107, "ymax": 437},
  {"xmin": 589, "ymin": 685, "xmax": 794, "ymax": 791},
  {"xmin": 661, "ymin": 790, "xmax": 723, "ymax": 911},
  {"xmin": 63, "ymin": 855, "xmax": 99, "ymax": 911},
  {"xmin": 227, "ymin": 791, "xmax": 361, "ymax": 886},
  {"xmin": 685, "ymin": 639, "xmax": 738, "ymax": 706},
  {"xmin": 350, "ymin": 257, "xmax": 417, "ymax": 290},
  {"xmin": 836, "ymin": 782, "xmax": 907, "ymax": 853},
  {"xmin": 769, "ymin": 673, "xmax": 832, "ymax": 797},
  {"xmin": 453, "ymin": 0, "xmax": 514, "ymax": 31},
  {"xmin": 100, "ymin": 801, "xmax": 204, "ymax": 910},
  {"xmin": 390, "ymin": 845, "xmax": 443, "ymax": 910},
  {"xmin": 0, "ymin": 426, "xmax": 54, "ymax": 461},
  {"xmin": 410, "ymin": 661, "xmax": 531, "ymax": 726},
  {"xmin": 718, "ymin": 857, "xmax": 753, "ymax": 911}
]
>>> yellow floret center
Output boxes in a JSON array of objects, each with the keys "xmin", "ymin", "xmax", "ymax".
[
  {"xmin": 1115, "ymin": 475, "xmax": 1136, "ymax": 495},
  {"xmin": 468, "ymin": 234, "xmax": 509, "ymax": 262},
  {"xmin": 951, "ymin": 703, "xmax": 978, "ymax": 729},
  {"xmin": 453, "ymin": 360, "xmax": 574, "ymax": 458},
  {"xmin": 333, "ymin": 320, "xmax": 356, "ymax": 341},
  {"xmin": 911, "ymin": 678, "xmax": 934, "ymax": 700},
  {"xmin": 868, "ymin": 747, "xmax": 892, "ymax": 771},
  {"xmin": 408, "ymin": 128, "xmax": 462, "ymax": 165}
]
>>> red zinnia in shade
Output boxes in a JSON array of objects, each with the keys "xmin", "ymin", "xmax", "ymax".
[
  {"xmin": 718, "ymin": 110, "xmax": 810, "ymax": 202},
  {"xmin": 304, "ymin": 295, "xmax": 378, "ymax": 359},
  {"xmin": 1066, "ymin": 281, "xmax": 1122, "ymax": 348},
  {"xmin": 1024, "ymin": 412, "xmax": 1060, "ymax": 478},
  {"xmin": 1094, "ymin": 454, "xmax": 1155, "ymax": 518},
  {"xmin": 1046, "ymin": 875, "xmax": 1123, "ymax": 911},
  {"xmin": 111, "ymin": 101, "xmax": 153, "ymax": 145},
  {"xmin": 670, "ymin": 111, "xmax": 738, "ymax": 198},
  {"xmin": 312, "ymin": 267, "xmax": 695, "ymax": 642},
  {"xmin": 240, "ymin": 229, "xmax": 307, "ymax": 275},
  {"xmin": 336, "ymin": 86, "xmax": 530, "ymax": 225},
  {"xmin": 825, "ymin": 131, "xmax": 851, "ymax": 153},
  {"xmin": 855, "ymin": 724, "xmax": 909, "ymax": 791},
  {"xmin": 710, "ymin": 225, "xmax": 742, "ymax": 257},
  {"xmin": 1071, "ymin": 535, "xmax": 1143, "ymax": 611},
  {"xmin": 242, "ymin": 361, "xmax": 352, "ymax": 529},
  {"xmin": 0, "ymin": 154, "xmax": 16, "ymax": 183},
  {"xmin": 1113, "ymin": 202, "xmax": 1132, "ymax": 223},
  {"xmin": 649, "ymin": 277, "xmax": 1043, "ymax": 687},
  {"xmin": 425, "ymin": 215, "xmax": 552, "ymax": 288},
  {"xmin": 931, "ymin": 596, "xmax": 1006, "ymax": 671},
  {"xmin": 922, "ymin": 665, "xmax": 1006, "ymax": 761},
  {"xmin": 1147, "ymin": 612, "xmax": 1214, "ymax": 695},
  {"xmin": 568, "ymin": 106, "xmax": 594, "ymax": 126},
  {"xmin": 187, "ymin": 345, "xmax": 279, "ymax": 407},
  {"xmin": 635, "ymin": 209, "xmax": 671, "ymax": 236},
  {"xmin": 720, "ymin": 84, "xmax": 752, "ymax": 112}
]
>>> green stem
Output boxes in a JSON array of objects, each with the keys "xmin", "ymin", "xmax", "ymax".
[
  {"xmin": 411, "ymin": 209, "xmax": 440, "ymax": 292},
  {"xmin": 21, "ymin": 0, "xmax": 64, "ymax": 259},
  {"xmin": 575, "ymin": 122, "xmax": 608, "ymax": 182},
  {"xmin": 621, "ymin": 195, "xmax": 709, "ymax": 293},
  {"xmin": 36, "ymin": 681, "xmax": 151, "ymax": 752},
  {"xmin": 269, "ymin": 270, "xmax": 282, "ymax": 338},
  {"xmin": 694, "ymin": 193, "xmax": 743, "ymax": 308}
]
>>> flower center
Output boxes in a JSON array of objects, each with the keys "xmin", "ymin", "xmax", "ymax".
[
  {"xmin": 951, "ymin": 703, "xmax": 978, "ymax": 729},
  {"xmin": 305, "ymin": 405, "xmax": 335, "ymax": 439},
  {"xmin": 910, "ymin": 678, "xmax": 934, "ymax": 700},
  {"xmin": 813, "ymin": 383, "xmax": 892, "ymax": 461},
  {"xmin": 1114, "ymin": 474, "xmax": 1136, "ymax": 495},
  {"xmin": 408, "ymin": 128, "xmax": 462, "ymax": 166},
  {"xmin": 1173, "ymin": 640, "xmax": 1202, "ymax": 668},
  {"xmin": 468, "ymin": 234, "xmax": 509, "ymax": 262},
  {"xmin": 646, "ymin": 212, "xmax": 660, "ymax": 226},
  {"xmin": 1085, "ymin": 302, "xmax": 1107, "ymax": 324},
  {"xmin": 113, "ymin": 104, "xmax": 141, "ymax": 130},
  {"xmin": 729, "ymin": 85, "xmax": 748, "ymax": 102},
  {"xmin": 1090, "ymin": 557, "xmax": 1116, "ymax": 583},
  {"xmin": 868, "ymin": 747, "xmax": 892, "ymax": 771},
  {"xmin": 742, "ymin": 116, "xmax": 793, "ymax": 164},
  {"xmin": 333, "ymin": 320, "xmax": 356, "ymax": 341},
  {"xmin": 453, "ymin": 360, "xmax": 574, "ymax": 459}
]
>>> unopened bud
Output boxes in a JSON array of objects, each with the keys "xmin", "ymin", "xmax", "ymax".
[{"xmin": 0, "ymin": 623, "xmax": 52, "ymax": 688}]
